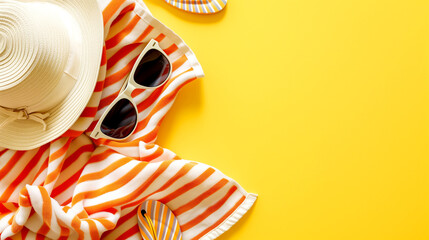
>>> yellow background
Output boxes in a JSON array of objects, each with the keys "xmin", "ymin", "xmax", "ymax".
[{"xmin": 145, "ymin": 0, "xmax": 429, "ymax": 239}]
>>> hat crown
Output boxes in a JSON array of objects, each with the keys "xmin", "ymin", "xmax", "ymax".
[
  {"xmin": 0, "ymin": 0, "xmax": 102, "ymax": 150},
  {"xmin": 0, "ymin": 0, "xmax": 77, "ymax": 113}
]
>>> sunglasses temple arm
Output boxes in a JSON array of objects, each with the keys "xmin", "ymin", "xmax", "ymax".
[{"xmin": 119, "ymin": 73, "xmax": 133, "ymax": 93}]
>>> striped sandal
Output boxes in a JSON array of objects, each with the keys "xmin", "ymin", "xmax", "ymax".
[
  {"xmin": 138, "ymin": 200, "xmax": 183, "ymax": 240},
  {"xmin": 163, "ymin": 0, "xmax": 227, "ymax": 14}
]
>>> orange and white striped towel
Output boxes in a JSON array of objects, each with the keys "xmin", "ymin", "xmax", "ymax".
[{"xmin": 0, "ymin": 0, "xmax": 256, "ymax": 239}]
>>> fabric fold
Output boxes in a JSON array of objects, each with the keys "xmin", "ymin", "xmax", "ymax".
[{"xmin": 0, "ymin": 139, "xmax": 256, "ymax": 239}]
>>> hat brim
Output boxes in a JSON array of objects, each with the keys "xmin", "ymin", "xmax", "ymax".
[
  {"xmin": 164, "ymin": 0, "xmax": 227, "ymax": 14},
  {"xmin": 0, "ymin": 0, "xmax": 103, "ymax": 150}
]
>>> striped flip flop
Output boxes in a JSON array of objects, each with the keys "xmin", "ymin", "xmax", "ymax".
[
  {"xmin": 137, "ymin": 200, "xmax": 183, "ymax": 240},
  {"xmin": 163, "ymin": 0, "xmax": 227, "ymax": 14}
]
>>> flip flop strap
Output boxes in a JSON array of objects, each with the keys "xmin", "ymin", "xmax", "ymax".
[{"xmin": 144, "ymin": 213, "xmax": 159, "ymax": 240}]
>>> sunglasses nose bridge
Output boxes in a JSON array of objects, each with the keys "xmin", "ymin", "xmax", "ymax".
[{"xmin": 123, "ymin": 82, "xmax": 136, "ymax": 96}]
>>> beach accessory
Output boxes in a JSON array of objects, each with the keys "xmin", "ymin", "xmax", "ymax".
[
  {"xmin": 90, "ymin": 39, "xmax": 172, "ymax": 140},
  {"xmin": 0, "ymin": 0, "xmax": 103, "ymax": 150},
  {"xmin": 164, "ymin": 0, "xmax": 227, "ymax": 14},
  {"xmin": 137, "ymin": 200, "xmax": 182, "ymax": 240}
]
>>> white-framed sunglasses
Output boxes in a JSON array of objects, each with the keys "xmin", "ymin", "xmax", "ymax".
[{"xmin": 90, "ymin": 39, "xmax": 172, "ymax": 140}]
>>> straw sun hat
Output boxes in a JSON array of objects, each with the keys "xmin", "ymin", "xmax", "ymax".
[{"xmin": 0, "ymin": 0, "xmax": 103, "ymax": 150}]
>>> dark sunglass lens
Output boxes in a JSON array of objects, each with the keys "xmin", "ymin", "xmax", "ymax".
[
  {"xmin": 100, "ymin": 98, "xmax": 137, "ymax": 139},
  {"xmin": 134, "ymin": 49, "xmax": 170, "ymax": 87}
]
